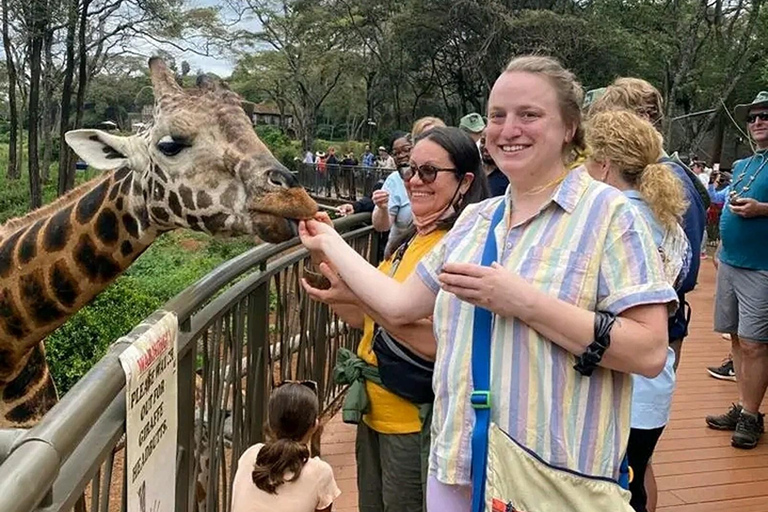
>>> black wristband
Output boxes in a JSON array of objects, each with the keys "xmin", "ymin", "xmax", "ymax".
[{"xmin": 574, "ymin": 311, "xmax": 617, "ymax": 376}]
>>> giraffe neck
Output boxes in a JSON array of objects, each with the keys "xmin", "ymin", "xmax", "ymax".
[{"xmin": 0, "ymin": 166, "xmax": 161, "ymax": 427}]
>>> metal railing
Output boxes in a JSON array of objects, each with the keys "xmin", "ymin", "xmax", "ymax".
[
  {"xmin": 0, "ymin": 213, "xmax": 379, "ymax": 512},
  {"xmin": 294, "ymin": 162, "xmax": 394, "ymax": 201}
]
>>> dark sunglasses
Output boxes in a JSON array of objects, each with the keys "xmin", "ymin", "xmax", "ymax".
[
  {"xmin": 399, "ymin": 164, "xmax": 457, "ymax": 184},
  {"xmin": 278, "ymin": 379, "xmax": 318, "ymax": 394},
  {"xmin": 747, "ymin": 112, "xmax": 768, "ymax": 124}
]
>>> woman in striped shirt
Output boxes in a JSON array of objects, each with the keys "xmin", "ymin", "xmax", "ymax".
[{"xmin": 299, "ymin": 55, "xmax": 677, "ymax": 511}]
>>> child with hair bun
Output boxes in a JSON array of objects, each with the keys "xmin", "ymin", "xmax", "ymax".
[{"xmin": 231, "ymin": 381, "xmax": 340, "ymax": 512}]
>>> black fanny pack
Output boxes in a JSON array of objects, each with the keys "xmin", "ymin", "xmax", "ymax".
[{"xmin": 372, "ymin": 326, "xmax": 435, "ymax": 404}]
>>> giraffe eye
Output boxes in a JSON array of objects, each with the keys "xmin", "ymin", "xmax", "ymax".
[{"xmin": 157, "ymin": 136, "xmax": 189, "ymax": 157}]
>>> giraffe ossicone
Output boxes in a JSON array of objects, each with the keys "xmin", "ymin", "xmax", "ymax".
[{"xmin": 0, "ymin": 57, "xmax": 317, "ymax": 429}]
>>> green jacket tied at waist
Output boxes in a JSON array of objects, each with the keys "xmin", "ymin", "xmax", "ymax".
[{"xmin": 333, "ymin": 347, "xmax": 382, "ymax": 424}]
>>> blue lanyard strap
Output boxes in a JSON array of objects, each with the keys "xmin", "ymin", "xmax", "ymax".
[
  {"xmin": 468, "ymin": 201, "xmax": 630, "ymax": 512},
  {"xmin": 470, "ymin": 201, "xmax": 505, "ymax": 512}
]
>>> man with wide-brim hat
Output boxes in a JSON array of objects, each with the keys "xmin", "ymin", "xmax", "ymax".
[
  {"xmin": 734, "ymin": 91, "xmax": 768, "ymax": 123},
  {"xmin": 705, "ymin": 89, "xmax": 768, "ymax": 450}
]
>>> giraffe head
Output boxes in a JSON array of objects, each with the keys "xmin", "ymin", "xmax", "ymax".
[{"xmin": 64, "ymin": 58, "xmax": 317, "ymax": 243}]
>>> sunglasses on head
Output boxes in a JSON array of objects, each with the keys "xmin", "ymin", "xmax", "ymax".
[
  {"xmin": 747, "ymin": 112, "xmax": 768, "ymax": 124},
  {"xmin": 399, "ymin": 163, "xmax": 457, "ymax": 184},
  {"xmin": 278, "ymin": 379, "xmax": 318, "ymax": 394}
]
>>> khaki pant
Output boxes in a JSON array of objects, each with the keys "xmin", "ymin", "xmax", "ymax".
[{"xmin": 356, "ymin": 413, "xmax": 430, "ymax": 512}]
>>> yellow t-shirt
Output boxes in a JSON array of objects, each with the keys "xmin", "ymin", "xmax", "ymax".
[{"xmin": 357, "ymin": 229, "xmax": 447, "ymax": 434}]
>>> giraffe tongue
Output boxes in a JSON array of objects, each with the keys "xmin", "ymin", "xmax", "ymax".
[{"xmin": 287, "ymin": 219, "xmax": 299, "ymax": 237}]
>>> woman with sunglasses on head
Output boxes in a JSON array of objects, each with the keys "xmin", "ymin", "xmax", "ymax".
[
  {"xmin": 231, "ymin": 381, "xmax": 340, "ymax": 512},
  {"xmin": 300, "ymin": 56, "xmax": 677, "ymax": 512},
  {"xmin": 303, "ymin": 126, "xmax": 488, "ymax": 512}
]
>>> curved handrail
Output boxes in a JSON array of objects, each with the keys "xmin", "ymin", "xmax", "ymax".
[
  {"xmin": 0, "ymin": 212, "xmax": 374, "ymax": 512},
  {"xmin": 165, "ymin": 212, "xmax": 370, "ymax": 322}
]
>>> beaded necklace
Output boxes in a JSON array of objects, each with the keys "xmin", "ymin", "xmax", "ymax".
[{"xmin": 728, "ymin": 151, "xmax": 768, "ymax": 202}]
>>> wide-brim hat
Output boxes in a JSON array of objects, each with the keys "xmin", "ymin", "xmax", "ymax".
[
  {"xmin": 734, "ymin": 91, "xmax": 768, "ymax": 123},
  {"xmin": 459, "ymin": 113, "xmax": 486, "ymax": 133}
]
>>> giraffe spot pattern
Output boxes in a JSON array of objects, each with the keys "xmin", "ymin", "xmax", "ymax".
[
  {"xmin": 151, "ymin": 207, "xmax": 170, "ymax": 223},
  {"xmin": 114, "ymin": 167, "xmax": 131, "ymax": 181},
  {"xmin": 0, "ymin": 230, "xmax": 24, "ymax": 278},
  {"xmin": 116, "ymin": 197, "xmax": 124, "ymax": 211},
  {"xmin": 186, "ymin": 214, "xmax": 200, "ymax": 230},
  {"xmin": 121, "ymin": 240, "xmax": 133, "ymax": 256},
  {"xmin": 18, "ymin": 219, "xmax": 44, "ymax": 264},
  {"xmin": 153, "ymin": 164, "xmax": 168, "ymax": 183},
  {"xmin": 74, "ymin": 234, "xmax": 121, "ymax": 282},
  {"xmin": 179, "ymin": 185, "xmax": 195, "ymax": 209},
  {"xmin": 133, "ymin": 179, "xmax": 143, "ymax": 198},
  {"xmin": 220, "ymin": 183, "xmax": 239, "ymax": 209},
  {"xmin": 122, "ymin": 214, "xmax": 139, "ymax": 238},
  {"xmin": 196, "ymin": 191, "xmax": 213, "ymax": 208},
  {"xmin": 51, "ymin": 260, "xmax": 78, "ymax": 308},
  {"xmin": 0, "ymin": 348, "xmax": 14, "ymax": 378},
  {"xmin": 120, "ymin": 174, "xmax": 134, "ymax": 195},
  {"xmin": 3, "ymin": 343, "xmax": 46, "ymax": 401},
  {"xmin": 20, "ymin": 270, "xmax": 65, "ymax": 325},
  {"xmin": 202, "ymin": 213, "xmax": 228, "ymax": 233},
  {"xmin": 5, "ymin": 374, "xmax": 58, "ymax": 424},
  {"xmin": 75, "ymin": 179, "xmax": 110, "ymax": 224},
  {"xmin": 153, "ymin": 181, "xmax": 166, "ymax": 201},
  {"xmin": 108, "ymin": 184, "xmax": 120, "ymax": 201},
  {"xmin": 168, "ymin": 191, "xmax": 183, "ymax": 218},
  {"xmin": 95, "ymin": 210, "xmax": 120, "ymax": 245},
  {"xmin": 0, "ymin": 289, "xmax": 28, "ymax": 338},
  {"xmin": 137, "ymin": 208, "xmax": 150, "ymax": 231},
  {"xmin": 43, "ymin": 206, "xmax": 72, "ymax": 253}
]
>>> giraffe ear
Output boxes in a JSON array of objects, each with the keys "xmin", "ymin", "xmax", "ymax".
[{"xmin": 65, "ymin": 129, "xmax": 131, "ymax": 170}]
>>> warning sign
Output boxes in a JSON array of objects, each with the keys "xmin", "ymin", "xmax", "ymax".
[{"xmin": 119, "ymin": 312, "xmax": 178, "ymax": 512}]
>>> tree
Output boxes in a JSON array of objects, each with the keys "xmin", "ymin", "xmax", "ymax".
[
  {"xmin": 237, "ymin": 0, "xmax": 351, "ymax": 150},
  {"xmin": 24, "ymin": 0, "xmax": 49, "ymax": 208},
  {"xmin": 2, "ymin": 0, "xmax": 20, "ymax": 179},
  {"xmin": 57, "ymin": 0, "xmax": 78, "ymax": 195}
]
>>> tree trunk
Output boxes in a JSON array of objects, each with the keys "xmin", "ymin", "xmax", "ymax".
[
  {"xmin": 41, "ymin": 27, "xmax": 54, "ymax": 183},
  {"xmin": 2, "ymin": 0, "xmax": 20, "ymax": 180},
  {"xmin": 711, "ymin": 109, "xmax": 725, "ymax": 165},
  {"xmin": 28, "ymin": 0, "xmax": 46, "ymax": 209},
  {"xmin": 57, "ymin": 0, "xmax": 78, "ymax": 196},
  {"xmin": 68, "ymin": 0, "xmax": 91, "ymax": 192},
  {"xmin": 301, "ymin": 109, "xmax": 316, "ymax": 153}
]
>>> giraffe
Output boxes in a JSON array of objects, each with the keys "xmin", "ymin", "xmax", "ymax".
[{"xmin": 0, "ymin": 57, "xmax": 318, "ymax": 430}]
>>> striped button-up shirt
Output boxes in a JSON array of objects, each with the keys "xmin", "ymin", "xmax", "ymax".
[{"xmin": 416, "ymin": 167, "xmax": 677, "ymax": 486}]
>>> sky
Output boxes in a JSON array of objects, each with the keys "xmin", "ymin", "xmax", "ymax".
[
  {"xmin": 0, "ymin": 0, "xmax": 260, "ymax": 80},
  {"xmin": 183, "ymin": 54, "xmax": 237, "ymax": 78},
  {"xmin": 169, "ymin": 0, "xmax": 262, "ymax": 78}
]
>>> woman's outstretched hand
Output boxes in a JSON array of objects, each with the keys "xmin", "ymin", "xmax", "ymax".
[
  {"xmin": 298, "ymin": 215, "xmax": 340, "ymax": 254},
  {"xmin": 301, "ymin": 261, "xmax": 357, "ymax": 305},
  {"xmin": 438, "ymin": 262, "xmax": 537, "ymax": 319}
]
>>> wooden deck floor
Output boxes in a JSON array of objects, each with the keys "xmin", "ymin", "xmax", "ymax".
[{"xmin": 320, "ymin": 261, "xmax": 768, "ymax": 512}]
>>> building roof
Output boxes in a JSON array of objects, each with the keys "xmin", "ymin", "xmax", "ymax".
[{"xmin": 251, "ymin": 102, "xmax": 283, "ymax": 115}]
